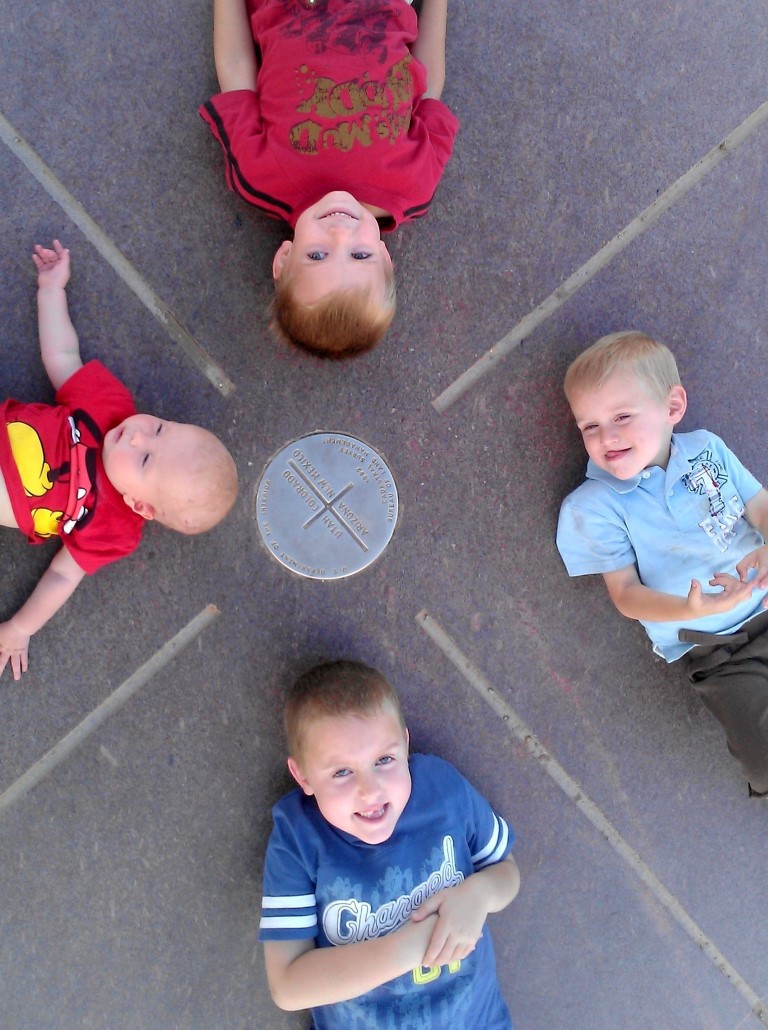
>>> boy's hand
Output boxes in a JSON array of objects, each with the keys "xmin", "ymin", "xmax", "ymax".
[
  {"xmin": 411, "ymin": 879, "xmax": 485, "ymax": 968},
  {"xmin": 32, "ymin": 240, "xmax": 71, "ymax": 290},
  {"xmin": 686, "ymin": 574, "xmax": 754, "ymax": 616},
  {"xmin": 736, "ymin": 544, "xmax": 768, "ymax": 598},
  {"xmin": 0, "ymin": 620, "xmax": 31, "ymax": 680}
]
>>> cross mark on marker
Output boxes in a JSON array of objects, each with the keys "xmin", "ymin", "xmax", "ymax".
[{"xmin": 288, "ymin": 460, "xmax": 369, "ymax": 552}]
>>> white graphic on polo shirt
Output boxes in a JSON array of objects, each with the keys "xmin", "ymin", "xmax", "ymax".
[
  {"xmin": 322, "ymin": 835, "xmax": 464, "ymax": 945},
  {"xmin": 682, "ymin": 449, "xmax": 744, "ymax": 553}
]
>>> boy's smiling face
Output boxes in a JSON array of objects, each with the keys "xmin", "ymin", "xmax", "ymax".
[
  {"xmin": 570, "ymin": 370, "xmax": 687, "ymax": 480},
  {"xmin": 272, "ymin": 191, "xmax": 392, "ymax": 305},
  {"xmin": 288, "ymin": 703, "xmax": 411, "ymax": 845}
]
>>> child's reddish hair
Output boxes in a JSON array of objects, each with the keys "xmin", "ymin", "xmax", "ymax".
[{"xmin": 271, "ymin": 271, "xmax": 396, "ymax": 359}]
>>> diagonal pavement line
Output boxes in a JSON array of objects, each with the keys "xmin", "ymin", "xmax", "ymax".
[
  {"xmin": 433, "ymin": 99, "xmax": 768, "ymax": 413},
  {"xmin": 0, "ymin": 605, "xmax": 220, "ymax": 818},
  {"xmin": 415, "ymin": 609, "xmax": 768, "ymax": 1025},
  {"xmin": 0, "ymin": 113, "xmax": 234, "ymax": 397}
]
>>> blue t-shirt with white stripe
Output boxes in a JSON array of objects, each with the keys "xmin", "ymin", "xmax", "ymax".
[{"xmin": 260, "ymin": 753, "xmax": 514, "ymax": 1029}]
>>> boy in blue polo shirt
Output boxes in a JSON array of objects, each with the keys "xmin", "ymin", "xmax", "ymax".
[
  {"xmin": 259, "ymin": 660, "xmax": 520, "ymax": 1028},
  {"xmin": 557, "ymin": 331, "xmax": 768, "ymax": 798}
]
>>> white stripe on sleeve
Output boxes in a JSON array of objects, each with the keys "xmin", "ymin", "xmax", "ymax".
[
  {"xmin": 261, "ymin": 893, "xmax": 316, "ymax": 909},
  {"xmin": 472, "ymin": 816, "xmax": 510, "ymax": 869},
  {"xmin": 259, "ymin": 913, "xmax": 317, "ymax": 930}
]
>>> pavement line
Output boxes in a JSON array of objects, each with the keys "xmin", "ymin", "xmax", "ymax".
[
  {"xmin": 432, "ymin": 98, "xmax": 768, "ymax": 413},
  {"xmin": 0, "ymin": 605, "xmax": 220, "ymax": 818},
  {"xmin": 415, "ymin": 609, "xmax": 768, "ymax": 1025},
  {"xmin": 0, "ymin": 113, "xmax": 234, "ymax": 397}
]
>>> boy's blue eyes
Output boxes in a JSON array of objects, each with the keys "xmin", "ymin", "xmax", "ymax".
[
  {"xmin": 332, "ymin": 756, "xmax": 394, "ymax": 777},
  {"xmin": 582, "ymin": 414, "xmax": 631, "ymax": 432},
  {"xmin": 306, "ymin": 252, "xmax": 372, "ymax": 261}
]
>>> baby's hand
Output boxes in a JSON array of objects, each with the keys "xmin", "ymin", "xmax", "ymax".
[
  {"xmin": 411, "ymin": 880, "xmax": 485, "ymax": 968},
  {"xmin": 32, "ymin": 240, "xmax": 70, "ymax": 290},
  {"xmin": 736, "ymin": 545, "xmax": 768, "ymax": 598},
  {"xmin": 0, "ymin": 620, "xmax": 30, "ymax": 680},
  {"xmin": 686, "ymin": 574, "xmax": 753, "ymax": 617}
]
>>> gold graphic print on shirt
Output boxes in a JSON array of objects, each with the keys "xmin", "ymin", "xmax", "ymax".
[{"xmin": 289, "ymin": 57, "xmax": 414, "ymax": 154}]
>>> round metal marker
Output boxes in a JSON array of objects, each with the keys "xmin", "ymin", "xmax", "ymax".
[{"xmin": 255, "ymin": 432, "xmax": 399, "ymax": 580}]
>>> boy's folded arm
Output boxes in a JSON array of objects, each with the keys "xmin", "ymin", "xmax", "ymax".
[
  {"xmin": 741, "ymin": 489, "xmax": 768, "ymax": 594},
  {"xmin": 213, "ymin": 0, "xmax": 258, "ymax": 92},
  {"xmin": 603, "ymin": 564, "xmax": 753, "ymax": 622},
  {"xmin": 745, "ymin": 488, "xmax": 768, "ymax": 535},
  {"xmin": 472, "ymin": 852, "xmax": 521, "ymax": 913},
  {"xmin": 410, "ymin": 0, "xmax": 447, "ymax": 100},
  {"xmin": 263, "ymin": 913, "xmax": 438, "ymax": 1011},
  {"xmin": 413, "ymin": 854, "xmax": 521, "ymax": 968}
]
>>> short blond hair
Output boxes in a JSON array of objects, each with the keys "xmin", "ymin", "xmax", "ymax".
[
  {"xmin": 284, "ymin": 661, "xmax": 405, "ymax": 762},
  {"xmin": 564, "ymin": 331, "xmax": 681, "ymax": 404},
  {"xmin": 157, "ymin": 427, "xmax": 238, "ymax": 535},
  {"xmin": 270, "ymin": 269, "xmax": 396, "ymax": 359}
]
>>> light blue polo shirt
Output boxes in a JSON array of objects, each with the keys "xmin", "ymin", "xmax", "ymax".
[{"xmin": 557, "ymin": 430, "xmax": 767, "ymax": 662}]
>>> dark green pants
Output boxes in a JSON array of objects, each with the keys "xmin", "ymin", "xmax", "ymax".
[{"xmin": 683, "ymin": 609, "xmax": 768, "ymax": 794}]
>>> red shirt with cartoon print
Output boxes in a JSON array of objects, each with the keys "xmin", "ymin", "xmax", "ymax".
[
  {"xmin": 199, "ymin": 0, "xmax": 459, "ymax": 230},
  {"xmin": 0, "ymin": 361, "xmax": 144, "ymax": 574}
]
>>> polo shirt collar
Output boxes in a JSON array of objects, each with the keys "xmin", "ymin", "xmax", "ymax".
[{"xmin": 585, "ymin": 434, "xmax": 689, "ymax": 494}]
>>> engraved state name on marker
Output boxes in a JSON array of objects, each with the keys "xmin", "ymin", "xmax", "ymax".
[{"xmin": 255, "ymin": 433, "xmax": 399, "ymax": 580}]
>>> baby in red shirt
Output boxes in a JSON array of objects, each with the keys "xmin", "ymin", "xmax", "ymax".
[{"xmin": 0, "ymin": 241, "xmax": 239, "ymax": 679}]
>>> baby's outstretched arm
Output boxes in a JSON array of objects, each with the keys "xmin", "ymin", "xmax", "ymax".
[
  {"xmin": 410, "ymin": 0, "xmax": 448, "ymax": 100},
  {"xmin": 33, "ymin": 241, "xmax": 83, "ymax": 390},
  {"xmin": 213, "ymin": 0, "xmax": 258, "ymax": 92},
  {"xmin": 0, "ymin": 548, "xmax": 86, "ymax": 680},
  {"xmin": 411, "ymin": 854, "xmax": 521, "ymax": 968}
]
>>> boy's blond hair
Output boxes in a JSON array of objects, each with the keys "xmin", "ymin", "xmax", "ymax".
[
  {"xmin": 271, "ymin": 271, "xmax": 396, "ymax": 359},
  {"xmin": 285, "ymin": 660, "xmax": 405, "ymax": 761},
  {"xmin": 564, "ymin": 331, "xmax": 681, "ymax": 404},
  {"xmin": 155, "ymin": 428, "xmax": 238, "ymax": 535}
]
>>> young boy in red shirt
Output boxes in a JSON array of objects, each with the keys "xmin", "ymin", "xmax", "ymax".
[{"xmin": 201, "ymin": 0, "xmax": 458, "ymax": 357}]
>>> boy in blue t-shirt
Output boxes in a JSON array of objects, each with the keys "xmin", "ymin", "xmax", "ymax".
[
  {"xmin": 557, "ymin": 331, "xmax": 768, "ymax": 797},
  {"xmin": 259, "ymin": 660, "xmax": 520, "ymax": 1028}
]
